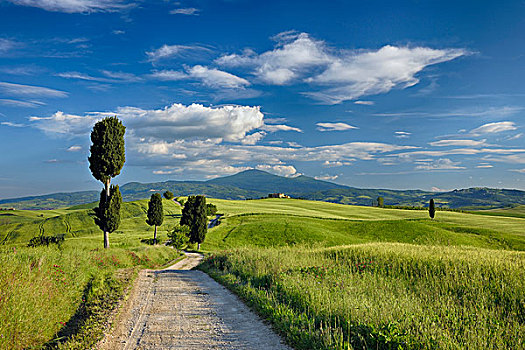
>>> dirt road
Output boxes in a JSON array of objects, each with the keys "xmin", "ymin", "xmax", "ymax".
[{"xmin": 100, "ymin": 252, "xmax": 290, "ymax": 350}]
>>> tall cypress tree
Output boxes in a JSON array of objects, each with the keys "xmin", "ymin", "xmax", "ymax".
[
  {"xmin": 180, "ymin": 196, "xmax": 196, "ymax": 227},
  {"xmin": 88, "ymin": 117, "xmax": 125, "ymax": 248},
  {"xmin": 94, "ymin": 185, "xmax": 122, "ymax": 235},
  {"xmin": 192, "ymin": 195, "xmax": 207, "ymax": 250},
  {"xmin": 146, "ymin": 193, "xmax": 164, "ymax": 244},
  {"xmin": 429, "ymin": 198, "xmax": 436, "ymax": 220},
  {"xmin": 180, "ymin": 195, "xmax": 207, "ymax": 250},
  {"xmin": 377, "ymin": 196, "xmax": 384, "ymax": 208}
]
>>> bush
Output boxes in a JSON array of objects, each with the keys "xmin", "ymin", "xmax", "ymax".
[
  {"xmin": 167, "ymin": 225, "xmax": 190, "ymax": 250},
  {"xmin": 28, "ymin": 234, "xmax": 65, "ymax": 247},
  {"xmin": 206, "ymin": 203, "xmax": 218, "ymax": 216},
  {"xmin": 176, "ymin": 197, "xmax": 185, "ymax": 206},
  {"xmin": 163, "ymin": 191, "xmax": 174, "ymax": 200}
]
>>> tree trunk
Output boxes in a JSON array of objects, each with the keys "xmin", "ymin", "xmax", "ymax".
[
  {"xmin": 104, "ymin": 178, "xmax": 111, "ymax": 249},
  {"xmin": 154, "ymin": 225, "xmax": 157, "ymax": 245},
  {"xmin": 197, "ymin": 242, "xmax": 200, "ymax": 250}
]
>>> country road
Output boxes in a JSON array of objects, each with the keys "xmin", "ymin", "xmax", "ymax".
[{"xmin": 100, "ymin": 252, "xmax": 291, "ymax": 350}]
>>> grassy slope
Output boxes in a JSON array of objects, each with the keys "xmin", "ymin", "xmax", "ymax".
[
  {"xmin": 0, "ymin": 198, "xmax": 182, "ymax": 245},
  {"xmin": 0, "ymin": 199, "xmax": 183, "ymax": 349},
  {"xmin": 201, "ymin": 244, "xmax": 525, "ymax": 349},
  {"xmin": 203, "ymin": 198, "xmax": 525, "ymax": 251}
]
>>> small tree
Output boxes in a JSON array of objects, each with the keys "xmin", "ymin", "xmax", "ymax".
[
  {"xmin": 167, "ymin": 224, "xmax": 190, "ymax": 250},
  {"xmin": 429, "ymin": 198, "xmax": 436, "ymax": 219},
  {"xmin": 146, "ymin": 193, "xmax": 164, "ymax": 244},
  {"xmin": 93, "ymin": 185, "xmax": 122, "ymax": 237},
  {"xmin": 163, "ymin": 190, "xmax": 174, "ymax": 200},
  {"xmin": 88, "ymin": 116, "xmax": 125, "ymax": 248},
  {"xmin": 377, "ymin": 196, "xmax": 384, "ymax": 208},
  {"xmin": 206, "ymin": 203, "xmax": 218, "ymax": 216}
]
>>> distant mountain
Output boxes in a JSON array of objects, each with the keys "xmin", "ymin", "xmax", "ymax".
[{"xmin": 1, "ymin": 170, "xmax": 524, "ymax": 210}]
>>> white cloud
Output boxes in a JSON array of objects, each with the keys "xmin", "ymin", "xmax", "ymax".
[
  {"xmin": 149, "ymin": 66, "xmax": 250, "ymax": 88},
  {"xmin": 354, "ymin": 100, "xmax": 374, "ymax": 105},
  {"xmin": 506, "ymin": 133, "xmax": 523, "ymax": 141},
  {"xmin": 510, "ymin": 168, "xmax": 525, "ymax": 173},
  {"xmin": 216, "ymin": 32, "xmax": 331, "ymax": 85},
  {"xmin": 476, "ymin": 164, "xmax": 493, "ymax": 168},
  {"xmin": 0, "ymin": 81, "xmax": 67, "ymax": 98},
  {"xmin": 415, "ymin": 158, "xmax": 465, "ymax": 170},
  {"xmin": 287, "ymin": 141, "xmax": 302, "ymax": 148},
  {"xmin": 149, "ymin": 70, "xmax": 188, "ymax": 81},
  {"xmin": 0, "ymin": 98, "xmax": 45, "ymax": 108},
  {"xmin": 306, "ymin": 45, "xmax": 466, "ymax": 104},
  {"xmin": 241, "ymin": 131, "xmax": 266, "ymax": 145},
  {"xmin": 256, "ymin": 164, "xmax": 299, "ymax": 177},
  {"xmin": 394, "ymin": 131, "xmax": 411, "ymax": 139},
  {"xmin": 315, "ymin": 174, "xmax": 338, "ymax": 181},
  {"xmin": 112, "ymin": 30, "xmax": 125, "ymax": 35},
  {"xmin": 67, "ymin": 145, "xmax": 82, "ymax": 152},
  {"xmin": 260, "ymin": 124, "xmax": 302, "ymax": 133},
  {"xmin": 30, "ymin": 104, "xmax": 265, "ymax": 144},
  {"xmin": 0, "ymin": 39, "xmax": 18, "ymax": 54},
  {"xmin": 1, "ymin": 121, "xmax": 25, "ymax": 127},
  {"xmin": 429, "ymin": 139, "xmax": 487, "ymax": 147},
  {"xmin": 7, "ymin": 0, "xmax": 133, "ymax": 13},
  {"xmin": 187, "ymin": 65, "xmax": 250, "ymax": 88},
  {"xmin": 316, "ymin": 122, "xmax": 357, "ymax": 131},
  {"xmin": 217, "ymin": 31, "xmax": 466, "ymax": 103},
  {"xmin": 57, "ymin": 71, "xmax": 108, "ymax": 82},
  {"xmin": 470, "ymin": 121, "xmax": 517, "ymax": 135},
  {"xmin": 146, "ymin": 44, "xmax": 211, "ymax": 62},
  {"xmin": 100, "ymin": 70, "xmax": 141, "ymax": 82},
  {"xmin": 170, "ymin": 7, "xmax": 199, "ymax": 15}
]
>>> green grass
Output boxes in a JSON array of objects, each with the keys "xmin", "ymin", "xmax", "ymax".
[
  {"xmin": 0, "ymin": 198, "xmax": 183, "ymax": 350},
  {"xmin": 201, "ymin": 244, "xmax": 525, "ymax": 349},
  {"xmin": 202, "ymin": 214, "xmax": 524, "ymax": 251},
  {"xmin": 2, "ymin": 196, "xmax": 525, "ymax": 349},
  {"xmin": 471, "ymin": 205, "xmax": 525, "ymax": 219}
]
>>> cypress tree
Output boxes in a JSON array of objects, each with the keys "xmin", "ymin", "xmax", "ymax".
[
  {"xmin": 146, "ymin": 193, "xmax": 164, "ymax": 244},
  {"xmin": 377, "ymin": 196, "xmax": 384, "ymax": 208},
  {"xmin": 94, "ymin": 185, "xmax": 122, "ymax": 235},
  {"xmin": 88, "ymin": 117, "xmax": 125, "ymax": 248},
  {"xmin": 180, "ymin": 196, "xmax": 196, "ymax": 227},
  {"xmin": 191, "ymin": 195, "xmax": 207, "ymax": 250},
  {"xmin": 429, "ymin": 198, "xmax": 436, "ymax": 219}
]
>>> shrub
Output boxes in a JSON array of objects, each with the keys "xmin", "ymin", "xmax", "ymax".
[
  {"xmin": 28, "ymin": 234, "xmax": 65, "ymax": 247},
  {"xmin": 167, "ymin": 225, "xmax": 190, "ymax": 250}
]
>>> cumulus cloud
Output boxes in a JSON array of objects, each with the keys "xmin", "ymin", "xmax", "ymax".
[
  {"xmin": 216, "ymin": 31, "xmax": 466, "ymax": 103},
  {"xmin": 7, "ymin": 0, "xmax": 133, "ymax": 13},
  {"xmin": 170, "ymin": 7, "xmax": 199, "ymax": 15},
  {"xmin": 415, "ymin": 158, "xmax": 465, "ymax": 170},
  {"xmin": 31, "ymin": 104, "xmax": 265, "ymax": 143},
  {"xmin": 256, "ymin": 164, "xmax": 299, "ymax": 177},
  {"xmin": 429, "ymin": 139, "xmax": 488, "ymax": 147},
  {"xmin": 0, "ymin": 82, "xmax": 68, "ymax": 98},
  {"xmin": 470, "ymin": 121, "xmax": 517, "ymax": 135},
  {"xmin": 316, "ymin": 122, "xmax": 357, "ymax": 131},
  {"xmin": 216, "ymin": 32, "xmax": 330, "ymax": 85},
  {"xmin": 146, "ymin": 44, "xmax": 211, "ymax": 62}
]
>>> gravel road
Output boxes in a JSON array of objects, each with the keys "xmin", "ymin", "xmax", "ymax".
[{"xmin": 100, "ymin": 252, "xmax": 291, "ymax": 350}]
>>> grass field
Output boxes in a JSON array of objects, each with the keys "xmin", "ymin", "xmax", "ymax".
[
  {"xmin": 201, "ymin": 244, "xmax": 525, "ymax": 349},
  {"xmin": 1, "ymin": 197, "xmax": 525, "ymax": 349}
]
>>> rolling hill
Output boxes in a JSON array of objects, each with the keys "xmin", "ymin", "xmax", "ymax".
[{"xmin": 1, "ymin": 169, "xmax": 524, "ymax": 209}]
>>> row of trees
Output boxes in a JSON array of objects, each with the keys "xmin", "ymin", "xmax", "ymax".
[{"xmin": 87, "ymin": 116, "xmax": 210, "ymax": 249}]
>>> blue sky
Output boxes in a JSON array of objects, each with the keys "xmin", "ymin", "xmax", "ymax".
[{"xmin": 1, "ymin": 0, "xmax": 524, "ymax": 198}]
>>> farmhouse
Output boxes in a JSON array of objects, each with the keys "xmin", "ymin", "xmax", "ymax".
[{"xmin": 268, "ymin": 193, "xmax": 290, "ymax": 198}]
